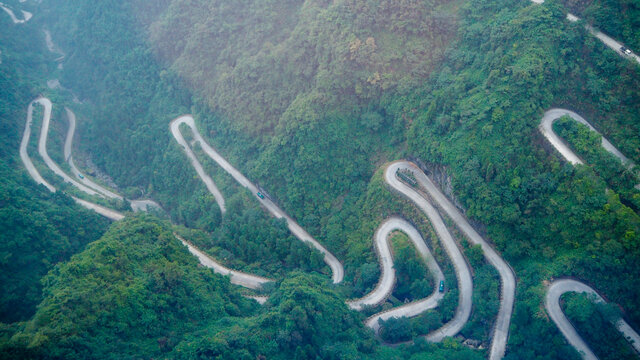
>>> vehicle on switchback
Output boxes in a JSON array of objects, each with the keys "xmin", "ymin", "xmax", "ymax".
[
  {"xmin": 78, "ymin": 174, "xmax": 84, "ymax": 179},
  {"xmin": 439, "ymin": 280, "xmax": 445, "ymax": 293}
]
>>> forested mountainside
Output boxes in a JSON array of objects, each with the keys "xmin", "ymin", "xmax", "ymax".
[
  {"xmin": 0, "ymin": 15, "xmax": 109, "ymax": 323},
  {"xmin": 561, "ymin": 0, "xmax": 640, "ymax": 51},
  {"xmin": 1, "ymin": 0, "xmax": 640, "ymax": 358}
]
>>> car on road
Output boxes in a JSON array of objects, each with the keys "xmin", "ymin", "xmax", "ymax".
[
  {"xmin": 256, "ymin": 192, "xmax": 265, "ymax": 199},
  {"xmin": 620, "ymin": 46, "xmax": 632, "ymax": 55},
  {"xmin": 78, "ymin": 174, "xmax": 84, "ymax": 179},
  {"xmin": 439, "ymin": 280, "xmax": 445, "ymax": 293}
]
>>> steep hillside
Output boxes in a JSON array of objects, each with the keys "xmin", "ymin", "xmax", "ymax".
[
  {"xmin": 0, "ymin": 13, "xmax": 109, "ymax": 322},
  {"xmin": 2, "ymin": 0, "xmax": 640, "ymax": 358},
  {"xmin": 147, "ymin": 0, "xmax": 458, "ymax": 135}
]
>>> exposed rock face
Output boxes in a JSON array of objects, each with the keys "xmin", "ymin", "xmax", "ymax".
[{"xmin": 409, "ymin": 157, "xmax": 464, "ymax": 211}]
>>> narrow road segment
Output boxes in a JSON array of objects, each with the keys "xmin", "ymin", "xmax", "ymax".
[
  {"xmin": 546, "ymin": 279, "xmax": 640, "ymax": 359},
  {"xmin": 171, "ymin": 115, "xmax": 344, "ymax": 283},
  {"xmin": 385, "ymin": 162, "xmax": 474, "ymax": 342},
  {"xmin": 392, "ymin": 161, "xmax": 517, "ymax": 360},
  {"xmin": 348, "ymin": 217, "xmax": 444, "ymax": 311}
]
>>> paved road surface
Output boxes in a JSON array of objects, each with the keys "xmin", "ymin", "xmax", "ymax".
[
  {"xmin": 385, "ymin": 162, "xmax": 473, "ymax": 342},
  {"xmin": 546, "ymin": 279, "xmax": 640, "ymax": 359},
  {"xmin": 353, "ymin": 217, "xmax": 445, "ymax": 334},
  {"xmin": 170, "ymin": 116, "xmax": 226, "ymax": 214},
  {"xmin": 393, "ymin": 161, "xmax": 517, "ymax": 360},
  {"xmin": 63, "ymin": 108, "xmax": 124, "ymax": 199},
  {"xmin": 348, "ymin": 217, "xmax": 444, "ymax": 311},
  {"xmin": 530, "ymin": 0, "xmax": 640, "ymax": 65},
  {"xmin": 0, "ymin": 2, "xmax": 31, "ymax": 24},
  {"xmin": 19, "ymin": 99, "xmax": 124, "ymax": 221},
  {"xmin": 171, "ymin": 115, "xmax": 344, "ymax": 283},
  {"xmin": 540, "ymin": 109, "xmax": 634, "ymax": 166},
  {"xmin": 73, "ymin": 197, "xmax": 124, "ymax": 221},
  {"xmin": 175, "ymin": 234, "xmax": 272, "ymax": 290},
  {"xmin": 21, "ymin": 101, "xmax": 254, "ymax": 281},
  {"xmin": 539, "ymin": 108, "xmax": 639, "ymax": 189},
  {"xmin": 34, "ymin": 97, "xmax": 105, "ymax": 197},
  {"xmin": 20, "ymin": 100, "xmax": 56, "ymax": 192}
]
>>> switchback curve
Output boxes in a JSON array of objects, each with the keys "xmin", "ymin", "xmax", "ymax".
[
  {"xmin": 545, "ymin": 279, "xmax": 640, "ymax": 360},
  {"xmin": 20, "ymin": 98, "xmax": 124, "ymax": 221},
  {"xmin": 0, "ymin": 1, "xmax": 31, "ymax": 24},
  {"xmin": 63, "ymin": 107, "xmax": 162, "ymax": 209},
  {"xmin": 170, "ymin": 115, "xmax": 344, "ymax": 284},
  {"xmin": 20, "ymin": 98, "xmax": 267, "ymax": 287},
  {"xmin": 171, "ymin": 115, "xmax": 519, "ymax": 356},
  {"xmin": 391, "ymin": 161, "xmax": 517, "ymax": 360},
  {"xmin": 63, "ymin": 108, "xmax": 123, "ymax": 200},
  {"xmin": 347, "ymin": 217, "xmax": 444, "ymax": 312},
  {"xmin": 539, "ymin": 109, "xmax": 640, "ymax": 358},
  {"xmin": 539, "ymin": 109, "xmax": 639, "ymax": 189}
]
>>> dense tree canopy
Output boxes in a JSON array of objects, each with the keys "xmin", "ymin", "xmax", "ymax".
[{"xmin": 1, "ymin": 0, "xmax": 640, "ymax": 358}]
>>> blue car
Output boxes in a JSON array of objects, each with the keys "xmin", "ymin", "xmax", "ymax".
[
  {"xmin": 257, "ymin": 192, "xmax": 265, "ymax": 199},
  {"xmin": 439, "ymin": 280, "xmax": 445, "ymax": 293}
]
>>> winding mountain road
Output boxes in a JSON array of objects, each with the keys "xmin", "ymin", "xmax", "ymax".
[
  {"xmin": 540, "ymin": 109, "xmax": 634, "ymax": 167},
  {"xmin": 347, "ymin": 217, "xmax": 444, "ymax": 311},
  {"xmin": 0, "ymin": 1, "xmax": 31, "ymax": 24},
  {"xmin": 35, "ymin": 98, "xmax": 104, "ymax": 197},
  {"xmin": 385, "ymin": 162, "xmax": 474, "ymax": 342},
  {"xmin": 171, "ymin": 115, "xmax": 344, "ymax": 284},
  {"xmin": 63, "ymin": 108, "xmax": 123, "ymax": 200},
  {"xmin": 539, "ymin": 109, "xmax": 639, "ymax": 190},
  {"xmin": 393, "ymin": 162, "xmax": 517, "ymax": 360},
  {"xmin": 545, "ymin": 279, "xmax": 640, "ymax": 360},
  {"xmin": 13, "ymin": 2, "xmax": 640, "ymax": 357},
  {"xmin": 21, "ymin": 98, "xmax": 269, "ymax": 285},
  {"xmin": 64, "ymin": 107, "xmax": 162, "ymax": 209},
  {"xmin": 539, "ymin": 109, "xmax": 640, "ymax": 358},
  {"xmin": 169, "ymin": 119, "xmax": 477, "ymax": 341},
  {"xmin": 351, "ymin": 216, "xmax": 445, "ymax": 335},
  {"xmin": 20, "ymin": 98, "xmax": 124, "ymax": 221},
  {"xmin": 170, "ymin": 116, "xmax": 226, "ymax": 214},
  {"xmin": 171, "ymin": 116, "xmax": 518, "ymax": 355}
]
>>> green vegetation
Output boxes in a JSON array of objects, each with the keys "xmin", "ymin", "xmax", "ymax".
[
  {"xmin": 399, "ymin": 0, "xmax": 640, "ymax": 357},
  {"xmin": 0, "ymin": 215, "xmax": 258, "ymax": 359},
  {"xmin": 0, "ymin": 163, "xmax": 108, "ymax": 323},
  {"xmin": 390, "ymin": 231, "xmax": 434, "ymax": 301},
  {"xmin": 0, "ymin": 16, "xmax": 109, "ymax": 323},
  {"xmin": 553, "ymin": 116, "xmax": 640, "ymax": 209},
  {"xmin": 2, "ymin": 0, "xmax": 640, "ymax": 357},
  {"xmin": 460, "ymin": 241, "xmax": 500, "ymax": 344},
  {"xmin": 562, "ymin": 292, "xmax": 638, "ymax": 360},
  {"xmin": 561, "ymin": 0, "xmax": 640, "ymax": 51}
]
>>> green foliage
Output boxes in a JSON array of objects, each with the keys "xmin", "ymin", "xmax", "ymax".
[
  {"xmin": 171, "ymin": 272, "xmax": 379, "ymax": 360},
  {"xmin": 563, "ymin": 292, "xmax": 637, "ymax": 360},
  {"xmin": 561, "ymin": 0, "xmax": 640, "ymax": 51},
  {"xmin": 391, "ymin": 232, "xmax": 435, "ymax": 301},
  {"xmin": 380, "ymin": 316, "xmax": 413, "ymax": 343},
  {"xmin": 0, "ymin": 20, "xmax": 109, "ymax": 323},
  {"xmin": 1, "ymin": 215, "xmax": 257, "ymax": 359},
  {"xmin": 148, "ymin": 0, "xmax": 457, "ymax": 136},
  {"xmin": 9, "ymin": 0, "xmax": 640, "ymax": 357},
  {"xmin": 0, "ymin": 162, "xmax": 108, "ymax": 323},
  {"xmin": 554, "ymin": 116, "xmax": 640, "ymax": 209},
  {"xmin": 183, "ymin": 190, "xmax": 328, "ymax": 278}
]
